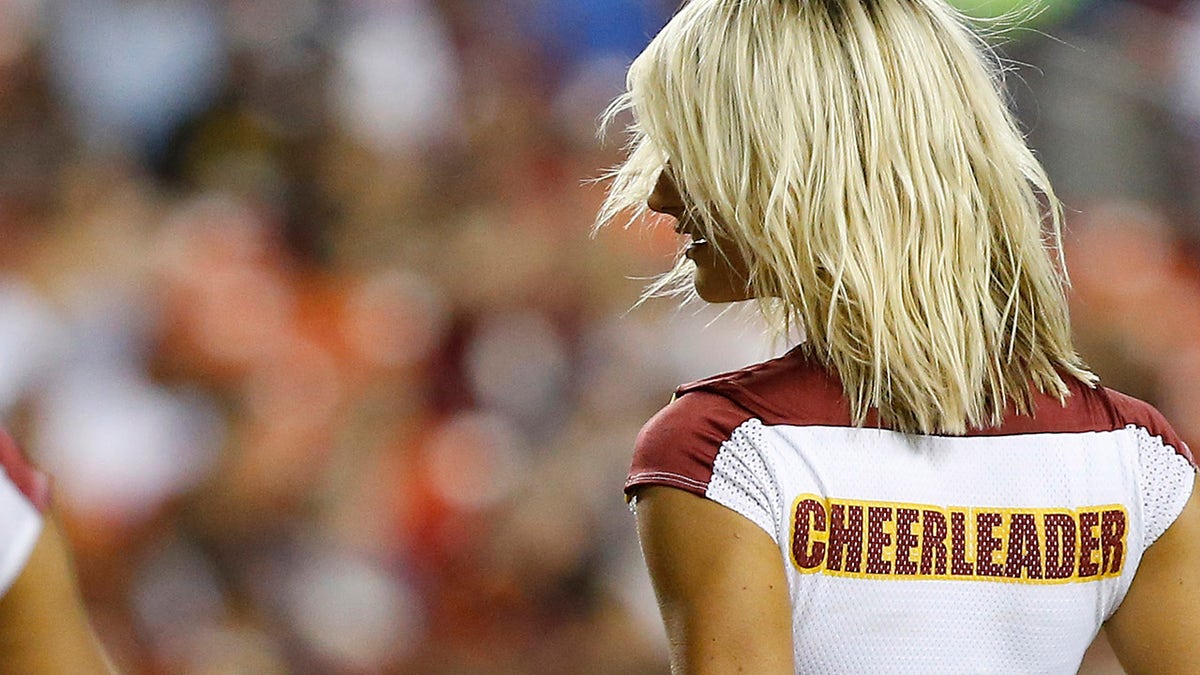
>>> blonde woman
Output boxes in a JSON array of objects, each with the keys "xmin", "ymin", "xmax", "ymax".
[{"xmin": 599, "ymin": 0, "xmax": 1200, "ymax": 672}]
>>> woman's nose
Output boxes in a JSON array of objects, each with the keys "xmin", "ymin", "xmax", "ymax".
[{"xmin": 647, "ymin": 171, "xmax": 684, "ymax": 216}]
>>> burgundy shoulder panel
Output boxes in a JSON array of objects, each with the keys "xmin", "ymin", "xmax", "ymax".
[
  {"xmin": 966, "ymin": 380, "xmax": 1118, "ymax": 437},
  {"xmin": 675, "ymin": 348, "xmax": 858, "ymax": 428},
  {"xmin": 1101, "ymin": 388, "xmax": 1196, "ymax": 467},
  {"xmin": 670, "ymin": 349, "xmax": 1194, "ymax": 459},
  {"xmin": 625, "ymin": 389, "xmax": 755, "ymax": 499},
  {"xmin": 631, "ymin": 348, "xmax": 1195, "ymax": 501},
  {"xmin": 0, "ymin": 431, "xmax": 49, "ymax": 513}
]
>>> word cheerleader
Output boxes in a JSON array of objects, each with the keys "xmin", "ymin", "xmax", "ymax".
[{"xmin": 789, "ymin": 495, "xmax": 1128, "ymax": 583}]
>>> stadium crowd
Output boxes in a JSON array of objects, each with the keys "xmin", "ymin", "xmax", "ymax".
[{"xmin": 0, "ymin": 0, "xmax": 1195, "ymax": 672}]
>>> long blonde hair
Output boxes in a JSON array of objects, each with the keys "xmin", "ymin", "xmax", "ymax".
[{"xmin": 597, "ymin": 0, "xmax": 1095, "ymax": 434}]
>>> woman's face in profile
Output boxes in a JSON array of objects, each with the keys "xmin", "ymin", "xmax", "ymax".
[{"xmin": 647, "ymin": 170, "xmax": 754, "ymax": 303}]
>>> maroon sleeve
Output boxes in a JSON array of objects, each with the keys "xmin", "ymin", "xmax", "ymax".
[
  {"xmin": 624, "ymin": 389, "xmax": 754, "ymax": 500},
  {"xmin": 1104, "ymin": 389, "xmax": 1197, "ymax": 469},
  {"xmin": 0, "ymin": 430, "xmax": 49, "ymax": 513}
]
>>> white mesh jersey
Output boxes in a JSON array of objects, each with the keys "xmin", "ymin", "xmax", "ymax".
[
  {"xmin": 0, "ymin": 431, "xmax": 46, "ymax": 597},
  {"xmin": 626, "ymin": 350, "xmax": 1197, "ymax": 674}
]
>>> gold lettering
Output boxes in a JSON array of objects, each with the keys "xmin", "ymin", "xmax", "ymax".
[{"xmin": 787, "ymin": 497, "xmax": 1128, "ymax": 584}]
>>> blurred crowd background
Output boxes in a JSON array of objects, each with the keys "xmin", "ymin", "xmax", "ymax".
[{"xmin": 0, "ymin": 0, "xmax": 1196, "ymax": 673}]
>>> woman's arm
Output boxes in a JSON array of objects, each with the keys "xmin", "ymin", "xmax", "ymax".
[
  {"xmin": 0, "ymin": 516, "xmax": 116, "ymax": 674},
  {"xmin": 634, "ymin": 486, "xmax": 793, "ymax": 674},
  {"xmin": 1104, "ymin": 480, "xmax": 1200, "ymax": 675}
]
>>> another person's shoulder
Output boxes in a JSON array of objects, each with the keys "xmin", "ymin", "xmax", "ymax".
[
  {"xmin": 0, "ymin": 430, "xmax": 49, "ymax": 514},
  {"xmin": 0, "ymin": 430, "xmax": 48, "ymax": 596}
]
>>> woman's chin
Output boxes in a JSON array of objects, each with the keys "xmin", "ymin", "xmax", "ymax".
[{"xmin": 693, "ymin": 274, "xmax": 754, "ymax": 303}]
